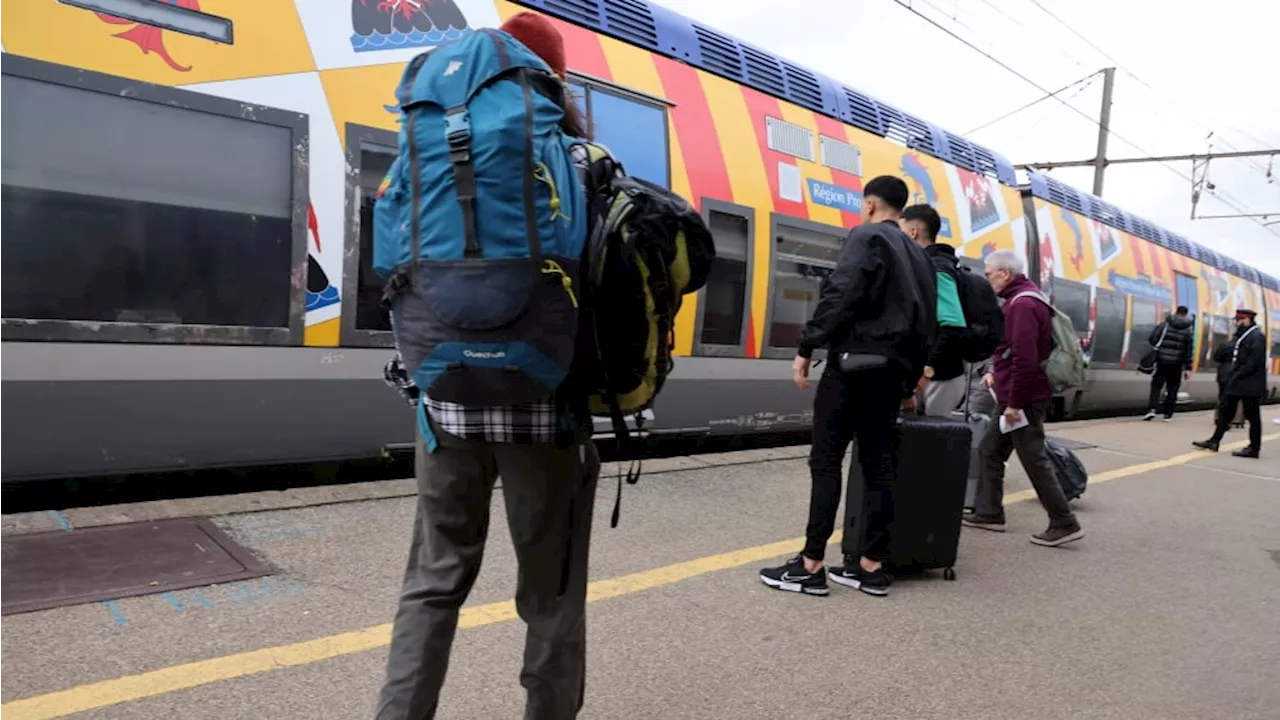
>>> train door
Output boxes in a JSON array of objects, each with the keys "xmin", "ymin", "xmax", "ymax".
[{"xmin": 1174, "ymin": 272, "xmax": 1200, "ymax": 368}]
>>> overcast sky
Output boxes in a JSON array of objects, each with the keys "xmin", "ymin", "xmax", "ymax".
[{"xmin": 650, "ymin": 0, "xmax": 1280, "ymax": 277}]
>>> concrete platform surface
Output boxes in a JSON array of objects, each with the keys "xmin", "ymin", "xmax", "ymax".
[{"xmin": 2, "ymin": 408, "xmax": 1278, "ymax": 720}]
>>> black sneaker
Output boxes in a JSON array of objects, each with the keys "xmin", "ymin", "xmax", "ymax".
[
  {"xmin": 961, "ymin": 513, "xmax": 1007, "ymax": 532},
  {"xmin": 828, "ymin": 562, "xmax": 891, "ymax": 597},
  {"xmin": 759, "ymin": 555, "xmax": 828, "ymax": 596},
  {"xmin": 1193, "ymin": 439, "xmax": 1220, "ymax": 452},
  {"xmin": 1232, "ymin": 446, "xmax": 1260, "ymax": 458},
  {"xmin": 1143, "ymin": 410, "xmax": 1156, "ymax": 421}
]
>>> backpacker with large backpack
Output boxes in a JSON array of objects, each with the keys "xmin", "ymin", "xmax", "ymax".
[
  {"xmin": 956, "ymin": 264, "xmax": 1004, "ymax": 362},
  {"xmin": 1009, "ymin": 290, "xmax": 1088, "ymax": 394},
  {"xmin": 373, "ymin": 29, "xmax": 589, "ymax": 415}
]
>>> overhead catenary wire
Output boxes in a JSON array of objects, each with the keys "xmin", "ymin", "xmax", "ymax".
[
  {"xmin": 1022, "ymin": 0, "xmax": 1277, "ymax": 174},
  {"xmin": 892, "ymin": 0, "xmax": 1279, "ymax": 237},
  {"xmin": 964, "ymin": 69, "xmax": 1101, "ymax": 135}
]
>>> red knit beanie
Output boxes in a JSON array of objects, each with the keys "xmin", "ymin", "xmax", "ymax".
[{"xmin": 500, "ymin": 12, "xmax": 566, "ymax": 79}]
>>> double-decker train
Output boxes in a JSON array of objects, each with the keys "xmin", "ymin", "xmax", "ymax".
[{"xmin": 2, "ymin": 0, "xmax": 1276, "ymax": 482}]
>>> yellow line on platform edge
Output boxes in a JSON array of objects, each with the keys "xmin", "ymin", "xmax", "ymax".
[{"xmin": 4, "ymin": 434, "xmax": 1274, "ymax": 720}]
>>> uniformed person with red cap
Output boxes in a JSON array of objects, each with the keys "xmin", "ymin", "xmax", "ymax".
[{"xmin": 1194, "ymin": 308, "xmax": 1266, "ymax": 458}]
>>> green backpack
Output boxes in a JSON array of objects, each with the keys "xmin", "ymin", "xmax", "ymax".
[{"xmin": 1010, "ymin": 291, "xmax": 1087, "ymax": 394}]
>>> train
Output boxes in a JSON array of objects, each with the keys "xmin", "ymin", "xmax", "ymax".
[{"xmin": 1, "ymin": 0, "xmax": 1276, "ymax": 483}]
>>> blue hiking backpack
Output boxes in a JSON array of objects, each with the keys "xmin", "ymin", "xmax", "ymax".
[{"xmin": 373, "ymin": 29, "xmax": 589, "ymax": 408}]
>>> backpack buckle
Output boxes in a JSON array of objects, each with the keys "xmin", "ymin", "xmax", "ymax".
[{"xmin": 444, "ymin": 108, "xmax": 471, "ymax": 146}]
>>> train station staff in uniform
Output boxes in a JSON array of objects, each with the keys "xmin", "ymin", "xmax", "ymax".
[
  {"xmin": 900, "ymin": 203, "xmax": 968, "ymax": 416},
  {"xmin": 1194, "ymin": 308, "xmax": 1266, "ymax": 458},
  {"xmin": 760, "ymin": 176, "xmax": 936, "ymax": 598},
  {"xmin": 963, "ymin": 250, "xmax": 1085, "ymax": 547},
  {"xmin": 1143, "ymin": 306, "xmax": 1195, "ymax": 422}
]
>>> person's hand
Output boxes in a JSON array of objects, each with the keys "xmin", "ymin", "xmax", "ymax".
[
  {"xmin": 1183, "ymin": 370, "xmax": 1192, "ymax": 381},
  {"xmin": 982, "ymin": 373, "xmax": 995, "ymax": 388},
  {"xmin": 901, "ymin": 395, "xmax": 918, "ymax": 413},
  {"xmin": 792, "ymin": 356, "xmax": 811, "ymax": 390},
  {"xmin": 915, "ymin": 374, "xmax": 930, "ymax": 394},
  {"xmin": 1003, "ymin": 406, "xmax": 1023, "ymax": 426}
]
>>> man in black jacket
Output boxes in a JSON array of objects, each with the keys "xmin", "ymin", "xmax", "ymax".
[
  {"xmin": 900, "ymin": 203, "xmax": 968, "ymax": 416},
  {"xmin": 1144, "ymin": 306, "xmax": 1195, "ymax": 421},
  {"xmin": 1194, "ymin": 308, "xmax": 1267, "ymax": 458},
  {"xmin": 760, "ymin": 175, "xmax": 936, "ymax": 598}
]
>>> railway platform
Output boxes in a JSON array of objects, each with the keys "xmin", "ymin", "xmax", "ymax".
[{"xmin": 3, "ymin": 407, "xmax": 1279, "ymax": 720}]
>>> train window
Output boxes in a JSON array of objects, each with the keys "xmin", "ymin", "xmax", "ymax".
[
  {"xmin": 1199, "ymin": 314, "xmax": 1232, "ymax": 371},
  {"xmin": 356, "ymin": 141, "xmax": 397, "ymax": 333},
  {"xmin": 695, "ymin": 202, "xmax": 753, "ymax": 354},
  {"xmin": 1091, "ymin": 289, "xmax": 1126, "ymax": 365},
  {"xmin": 1051, "ymin": 278, "xmax": 1091, "ymax": 335},
  {"xmin": 764, "ymin": 217, "xmax": 842, "ymax": 358},
  {"xmin": 1131, "ymin": 297, "xmax": 1161, "ymax": 364},
  {"xmin": 1, "ymin": 61, "xmax": 306, "ymax": 345},
  {"xmin": 574, "ymin": 81, "xmax": 670, "ymax": 189}
]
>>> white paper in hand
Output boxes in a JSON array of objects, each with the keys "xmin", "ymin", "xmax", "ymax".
[{"xmin": 999, "ymin": 409, "xmax": 1030, "ymax": 434}]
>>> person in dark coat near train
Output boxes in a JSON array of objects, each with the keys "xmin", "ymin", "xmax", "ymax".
[
  {"xmin": 760, "ymin": 175, "xmax": 936, "ymax": 599},
  {"xmin": 1143, "ymin": 306, "xmax": 1194, "ymax": 422},
  {"xmin": 1194, "ymin": 308, "xmax": 1266, "ymax": 458}
]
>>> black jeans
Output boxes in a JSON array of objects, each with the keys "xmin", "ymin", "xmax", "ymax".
[
  {"xmin": 1147, "ymin": 363, "xmax": 1183, "ymax": 416},
  {"xmin": 804, "ymin": 363, "xmax": 903, "ymax": 563},
  {"xmin": 1210, "ymin": 394, "xmax": 1263, "ymax": 450}
]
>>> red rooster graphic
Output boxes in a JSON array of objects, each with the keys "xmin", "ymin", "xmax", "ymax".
[{"xmin": 96, "ymin": 0, "xmax": 201, "ymax": 72}]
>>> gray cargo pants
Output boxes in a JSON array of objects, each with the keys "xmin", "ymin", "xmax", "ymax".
[
  {"xmin": 974, "ymin": 401, "xmax": 1077, "ymax": 528},
  {"xmin": 376, "ymin": 423, "xmax": 601, "ymax": 720}
]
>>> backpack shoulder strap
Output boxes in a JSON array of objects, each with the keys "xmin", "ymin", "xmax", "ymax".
[{"xmin": 1009, "ymin": 290, "xmax": 1055, "ymax": 314}]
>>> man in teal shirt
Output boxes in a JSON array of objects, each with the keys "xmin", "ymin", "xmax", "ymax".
[{"xmin": 901, "ymin": 204, "xmax": 968, "ymax": 415}]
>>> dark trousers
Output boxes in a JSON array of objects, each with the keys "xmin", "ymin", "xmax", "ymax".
[
  {"xmin": 804, "ymin": 363, "xmax": 903, "ymax": 563},
  {"xmin": 1147, "ymin": 363, "xmax": 1183, "ymax": 416},
  {"xmin": 1210, "ymin": 394, "xmax": 1263, "ymax": 450},
  {"xmin": 975, "ymin": 401, "xmax": 1077, "ymax": 529},
  {"xmin": 377, "ymin": 424, "xmax": 601, "ymax": 720}
]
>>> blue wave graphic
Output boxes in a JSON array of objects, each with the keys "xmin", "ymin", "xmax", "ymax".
[
  {"xmin": 306, "ymin": 286, "xmax": 341, "ymax": 312},
  {"xmin": 351, "ymin": 27, "xmax": 470, "ymax": 53}
]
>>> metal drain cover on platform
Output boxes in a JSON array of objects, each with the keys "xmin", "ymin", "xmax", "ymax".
[{"xmin": 1, "ymin": 517, "xmax": 271, "ymax": 615}]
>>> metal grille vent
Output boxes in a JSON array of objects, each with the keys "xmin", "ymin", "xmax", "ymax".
[
  {"xmin": 765, "ymin": 116, "xmax": 815, "ymax": 162},
  {"xmin": 819, "ymin": 135, "xmax": 862, "ymax": 176}
]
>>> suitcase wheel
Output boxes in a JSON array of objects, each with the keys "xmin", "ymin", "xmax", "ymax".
[{"xmin": 943, "ymin": 567, "xmax": 956, "ymax": 581}]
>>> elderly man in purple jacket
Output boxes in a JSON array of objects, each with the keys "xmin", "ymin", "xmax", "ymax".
[{"xmin": 962, "ymin": 250, "xmax": 1084, "ymax": 548}]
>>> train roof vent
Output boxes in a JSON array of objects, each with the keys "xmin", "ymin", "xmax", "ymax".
[
  {"xmin": 878, "ymin": 103, "xmax": 938, "ymax": 154},
  {"xmin": 1042, "ymin": 175, "xmax": 1085, "ymax": 215},
  {"xmin": 1089, "ymin": 197, "xmax": 1129, "ymax": 233},
  {"xmin": 781, "ymin": 61, "xmax": 824, "ymax": 113},
  {"xmin": 543, "ymin": 0, "xmax": 600, "ymax": 26},
  {"xmin": 841, "ymin": 86, "xmax": 882, "ymax": 135},
  {"xmin": 741, "ymin": 43, "xmax": 786, "ymax": 97},
  {"xmin": 943, "ymin": 132, "xmax": 979, "ymax": 174},
  {"xmin": 971, "ymin": 143, "xmax": 1004, "ymax": 180},
  {"xmin": 1129, "ymin": 216, "xmax": 1161, "ymax": 246},
  {"xmin": 1167, "ymin": 233, "xmax": 1193, "ymax": 257},
  {"xmin": 693, "ymin": 25, "xmax": 743, "ymax": 81},
  {"xmin": 603, "ymin": 0, "xmax": 658, "ymax": 50}
]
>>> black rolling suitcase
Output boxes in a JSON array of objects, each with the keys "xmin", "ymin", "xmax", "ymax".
[{"xmin": 840, "ymin": 414, "xmax": 971, "ymax": 580}]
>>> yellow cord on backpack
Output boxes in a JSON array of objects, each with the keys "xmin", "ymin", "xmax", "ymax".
[
  {"xmin": 534, "ymin": 163, "xmax": 567, "ymax": 221},
  {"xmin": 542, "ymin": 259, "xmax": 578, "ymax": 308}
]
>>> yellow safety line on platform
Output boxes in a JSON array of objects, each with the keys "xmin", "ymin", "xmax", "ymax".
[{"xmin": 3, "ymin": 434, "xmax": 1275, "ymax": 720}]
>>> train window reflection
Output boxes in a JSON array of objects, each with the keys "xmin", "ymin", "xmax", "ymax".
[
  {"xmin": 1131, "ymin": 298, "xmax": 1161, "ymax": 365},
  {"xmin": 1200, "ymin": 314, "xmax": 1231, "ymax": 371},
  {"xmin": 768, "ymin": 223, "xmax": 841, "ymax": 351},
  {"xmin": 699, "ymin": 210, "xmax": 750, "ymax": 347},
  {"xmin": 1091, "ymin": 289, "xmax": 1125, "ymax": 365},
  {"xmin": 0, "ymin": 72, "xmax": 295, "ymax": 335},
  {"xmin": 1051, "ymin": 278, "xmax": 1091, "ymax": 334},
  {"xmin": 355, "ymin": 143, "xmax": 397, "ymax": 332}
]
